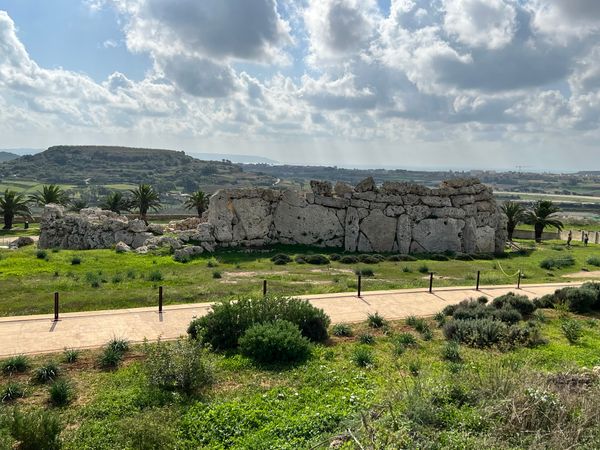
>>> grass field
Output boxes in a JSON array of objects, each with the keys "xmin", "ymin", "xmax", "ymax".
[
  {"xmin": 0, "ymin": 240, "xmax": 598, "ymax": 317},
  {"xmin": 1, "ymin": 309, "xmax": 599, "ymax": 449}
]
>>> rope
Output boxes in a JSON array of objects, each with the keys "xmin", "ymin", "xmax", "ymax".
[{"xmin": 496, "ymin": 261, "xmax": 521, "ymax": 278}]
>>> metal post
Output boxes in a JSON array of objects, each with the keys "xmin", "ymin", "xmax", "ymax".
[
  {"xmin": 263, "ymin": 279, "xmax": 267, "ymax": 296},
  {"xmin": 158, "ymin": 286, "xmax": 163, "ymax": 313},
  {"xmin": 429, "ymin": 272, "xmax": 434, "ymax": 293},
  {"xmin": 476, "ymin": 271, "xmax": 481, "ymax": 291},
  {"xmin": 357, "ymin": 274, "xmax": 362, "ymax": 297},
  {"xmin": 517, "ymin": 270, "xmax": 522, "ymax": 289},
  {"xmin": 54, "ymin": 292, "xmax": 59, "ymax": 321}
]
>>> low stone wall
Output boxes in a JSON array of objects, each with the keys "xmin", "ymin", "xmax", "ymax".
[{"xmin": 39, "ymin": 177, "xmax": 507, "ymax": 256}]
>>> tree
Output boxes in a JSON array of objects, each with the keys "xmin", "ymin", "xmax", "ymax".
[
  {"xmin": 130, "ymin": 184, "xmax": 161, "ymax": 224},
  {"xmin": 524, "ymin": 200, "xmax": 563, "ymax": 243},
  {"xmin": 29, "ymin": 185, "xmax": 69, "ymax": 207},
  {"xmin": 0, "ymin": 190, "xmax": 32, "ymax": 229},
  {"xmin": 100, "ymin": 192, "xmax": 132, "ymax": 215},
  {"xmin": 501, "ymin": 201, "xmax": 525, "ymax": 241},
  {"xmin": 183, "ymin": 190, "xmax": 210, "ymax": 217},
  {"xmin": 69, "ymin": 199, "xmax": 89, "ymax": 212}
]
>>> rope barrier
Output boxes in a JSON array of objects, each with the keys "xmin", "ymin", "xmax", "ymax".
[{"xmin": 496, "ymin": 261, "xmax": 521, "ymax": 279}]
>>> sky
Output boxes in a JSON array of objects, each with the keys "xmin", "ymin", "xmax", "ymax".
[{"xmin": 0, "ymin": 0, "xmax": 599, "ymax": 171}]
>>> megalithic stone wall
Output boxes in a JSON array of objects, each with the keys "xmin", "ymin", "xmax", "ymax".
[{"xmin": 39, "ymin": 177, "xmax": 507, "ymax": 255}]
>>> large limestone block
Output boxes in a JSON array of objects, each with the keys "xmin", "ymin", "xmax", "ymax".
[
  {"xmin": 344, "ymin": 207, "xmax": 360, "ymax": 252},
  {"xmin": 230, "ymin": 197, "xmax": 272, "ymax": 241},
  {"xmin": 396, "ymin": 215, "xmax": 412, "ymax": 254},
  {"xmin": 475, "ymin": 226, "xmax": 496, "ymax": 253},
  {"xmin": 359, "ymin": 209, "xmax": 397, "ymax": 253},
  {"xmin": 274, "ymin": 203, "xmax": 344, "ymax": 246},
  {"xmin": 355, "ymin": 177, "xmax": 376, "ymax": 192},
  {"xmin": 207, "ymin": 191, "xmax": 235, "ymax": 242},
  {"xmin": 462, "ymin": 217, "xmax": 477, "ymax": 254},
  {"xmin": 310, "ymin": 180, "xmax": 332, "ymax": 196},
  {"xmin": 411, "ymin": 218, "xmax": 464, "ymax": 253}
]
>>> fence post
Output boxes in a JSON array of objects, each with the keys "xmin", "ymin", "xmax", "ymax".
[
  {"xmin": 158, "ymin": 286, "xmax": 163, "ymax": 313},
  {"xmin": 357, "ymin": 274, "xmax": 362, "ymax": 297},
  {"xmin": 476, "ymin": 271, "xmax": 481, "ymax": 291},
  {"xmin": 54, "ymin": 292, "xmax": 59, "ymax": 321},
  {"xmin": 517, "ymin": 270, "xmax": 522, "ymax": 289},
  {"xmin": 263, "ymin": 279, "xmax": 267, "ymax": 297},
  {"xmin": 429, "ymin": 272, "xmax": 434, "ymax": 293}
]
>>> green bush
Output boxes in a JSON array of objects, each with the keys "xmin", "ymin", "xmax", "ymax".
[
  {"xmin": 329, "ymin": 253, "xmax": 341, "ymax": 261},
  {"xmin": 355, "ymin": 268, "xmax": 375, "ymax": 277},
  {"xmin": 555, "ymin": 287, "xmax": 598, "ymax": 313},
  {"xmin": 212, "ymin": 270, "xmax": 222, "ymax": 279},
  {"xmin": 561, "ymin": 320, "xmax": 583, "ymax": 344},
  {"xmin": 443, "ymin": 319, "xmax": 507, "ymax": 348},
  {"xmin": 71, "ymin": 256, "xmax": 82, "ymax": 265},
  {"xmin": 107, "ymin": 337, "xmax": 129, "ymax": 354},
  {"xmin": 188, "ymin": 296, "xmax": 330, "ymax": 350},
  {"xmin": 587, "ymin": 256, "xmax": 600, "ymax": 267},
  {"xmin": 7, "ymin": 408, "xmax": 62, "ymax": 450},
  {"xmin": 98, "ymin": 340, "xmax": 127, "ymax": 370},
  {"xmin": 206, "ymin": 257, "xmax": 219, "ymax": 268},
  {"xmin": 351, "ymin": 346, "xmax": 375, "ymax": 367},
  {"xmin": 148, "ymin": 270, "xmax": 163, "ymax": 282},
  {"xmin": 394, "ymin": 332, "xmax": 417, "ymax": 347},
  {"xmin": 270, "ymin": 253, "xmax": 292, "ymax": 265},
  {"xmin": 1, "ymin": 355, "xmax": 30, "ymax": 374},
  {"xmin": 491, "ymin": 293, "xmax": 536, "ymax": 316},
  {"xmin": 540, "ymin": 255, "xmax": 575, "ymax": 270},
  {"xmin": 33, "ymin": 362, "xmax": 60, "ymax": 384},
  {"xmin": 418, "ymin": 264, "xmax": 430, "ymax": 274},
  {"xmin": 428, "ymin": 253, "xmax": 450, "ymax": 261},
  {"xmin": 331, "ymin": 323, "xmax": 353, "ymax": 337},
  {"xmin": 304, "ymin": 254, "xmax": 330, "ymax": 265},
  {"xmin": 491, "ymin": 308, "xmax": 522, "ymax": 325},
  {"xmin": 387, "ymin": 254, "xmax": 417, "ymax": 262},
  {"xmin": 441, "ymin": 341, "xmax": 461, "ymax": 362},
  {"xmin": 358, "ymin": 333, "xmax": 375, "ymax": 345},
  {"xmin": 144, "ymin": 338, "xmax": 214, "ymax": 394},
  {"xmin": 239, "ymin": 320, "xmax": 311, "ymax": 365},
  {"xmin": 118, "ymin": 410, "xmax": 178, "ymax": 450},
  {"xmin": 358, "ymin": 254, "xmax": 384, "ymax": 264},
  {"xmin": 339, "ymin": 255, "xmax": 359, "ymax": 264},
  {"xmin": 367, "ymin": 312, "xmax": 385, "ymax": 328},
  {"xmin": 1, "ymin": 382, "xmax": 25, "ymax": 402},
  {"xmin": 36, "ymin": 249, "xmax": 48, "ymax": 260},
  {"xmin": 49, "ymin": 379, "xmax": 74, "ymax": 407},
  {"xmin": 63, "ymin": 348, "xmax": 80, "ymax": 364}
]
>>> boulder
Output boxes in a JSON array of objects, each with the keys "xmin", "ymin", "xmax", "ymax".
[
  {"xmin": 355, "ymin": 177, "xmax": 376, "ymax": 192},
  {"xmin": 334, "ymin": 181, "xmax": 354, "ymax": 197},
  {"xmin": 115, "ymin": 241, "xmax": 131, "ymax": 253},
  {"xmin": 359, "ymin": 209, "xmax": 397, "ymax": 253},
  {"xmin": 411, "ymin": 218, "xmax": 465, "ymax": 253},
  {"xmin": 310, "ymin": 180, "xmax": 333, "ymax": 196},
  {"xmin": 8, "ymin": 236, "xmax": 35, "ymax": 249},
  {"xmin": 273, "ymin": 203, "xmax": 344, "ymax": 246}
]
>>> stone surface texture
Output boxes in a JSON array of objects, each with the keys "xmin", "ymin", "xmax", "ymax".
[{"xmin": 39, "ymin": 178, "xmax": 507, "ymax": 255}]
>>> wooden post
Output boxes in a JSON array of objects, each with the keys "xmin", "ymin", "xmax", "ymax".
[
  {"xmin": 158, "ymin": 286, "xmax": 163, "ymax": 313},
  {"xmin": 263, "ymin": 279, "xmax": 267, "ymax": 297},
  {"xmin": 476, "ymin": 271, "xmax": 481, "ymax": 291},
  {"xmin": 517, "ymin": 270, "xmax": 522, "ymax": 289},
  {"xmin": 429, "ymin": 272, "xmax": 434, "ymax": 293},
  {"xmin": 54, "ymin": 292, "xmax": 59, "ymax": 321},
  {"xmin": 357, "ymin": 274, "xmax": 362, "ymax": 297}
]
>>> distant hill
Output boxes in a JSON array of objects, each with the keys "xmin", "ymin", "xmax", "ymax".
[
  {"xmin": 188, "ymin": 152, "xmax": 279, "ymax": 165},
  {"xmin": 0, "ymin": 146, "xmax": 276, "ymax": 192},
  {"xmin": 0, "ymin": 151, "xmax": 19, "ymax": 162}
]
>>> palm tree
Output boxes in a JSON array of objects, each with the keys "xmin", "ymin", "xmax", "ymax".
[
  {"xmin": 0, "ymin": 190, "xmax": 32, "ymax": 229},
  {"xmin": 183, "ymin": 190, "xmax": 210, "ymax": 217},
  {"xmin": 69, "ymin": 199, "xmax": 89, "ymax": 212},
  {"xmin": 524, "ymin": 200, "xmax": 563, "ymax": 243},
  {"xmin": 100, "ymin": 192, "xmax": 132, "ymax": 215},
  {"xmin": 501, "ymin": 201, "xmax": 525, "ymax": 241},
  {"xmin": 29, "ymin": 184, "xmax": 69, "ymax": 207},
  {"xmin": 130, "ymin": 184, "xmax": 161, "ymax": 224}
]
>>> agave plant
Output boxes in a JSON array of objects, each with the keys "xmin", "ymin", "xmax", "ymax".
[
  {"xmin": 183, "ymin": 190, "xmax": 210, "ymax": 217},
  {"xmin": 0, "ymin": 190, "xmax": 32, "ymax": 229},
  {"xmin": 29, "ymin": 184, "xmax": 69, "ymax": 207},
  {"xmin": 501, "ymin": 201, "xmax": 525, "ymax": 241},
  {"xmin": 130, "ymin": 184, "xmax": 161, "ymax": 224},
  {"xmin": 524, "ymin": 200, "xmax": 563, "ymax": 243}
]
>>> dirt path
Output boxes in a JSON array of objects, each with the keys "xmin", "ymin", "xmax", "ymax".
[{"xmin": 1, "ymin": 282, "xmax": 581, "ymax": 357}]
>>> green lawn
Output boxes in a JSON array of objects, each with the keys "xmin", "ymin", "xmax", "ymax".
[
  {"xmin": 0, "ymin": 240, "xmax": 598, "ymax": 316},
  {"xmin": 1, "ymin": 310, "xmax": 599, "ymax": 449}
]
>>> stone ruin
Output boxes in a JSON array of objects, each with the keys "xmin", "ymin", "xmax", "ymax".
[{"xmin": 39, "ymin": 177, "xmax": 507, "ymax": 258}]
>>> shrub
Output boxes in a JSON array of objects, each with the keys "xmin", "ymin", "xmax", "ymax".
[
  {"xmin": 367, "ymin": 312, "xmax": 385, "ymax": 328},
  {"xmin": 503, "ymin": 322, "xmax": 547, "ymax": 349},
  {"xmin": 402, "ymin": 266, "xmax": 412, "ymax": 273},
  {"xmin": 434, "ymin": 311, "xmax": 446, "ymax": 327},
  {"xmin": 555, "ymin": 287, "xmax": 598, "ymax": 313},
  {"xmin": 239, "ymin": 320, "xmax": 311, "ymax": 365},
  {"xmin": 148, "ymin": 270, "xmax": 163, "ymax": 282},
  {"xmin": 454, "ymin": 253, "xmax": 474, "ymax": 261},
  {"xmin": 1, "ymin": 355, "xmax": 30, "ymax": 374},
  {"xmin": 144, "ymin": 338, "xmax": 214, "ymax": 394},
  {"xmin": 491, "ymin": 293, "xmax": 536, "ymax": 316},
  {"xmin": 111, "ymin": 273, "xmax": 123, "ymax": 284},
  {"xmin": 1, "ymin": 382, "xmax": 25, "ymax": 402},
  {"xmin": 331, "ymin": 323, "xmax": 353, "ymax": 337},
  {"xmin": 212, "ymin": 270, "xmax": 222, "ymax": 279},
  {"xmin": 99, "ymin": 341, "xmax": 126, "ymax": 370},
  {"xmin": 355, "ymin": 268, "xmax": 375, "ymax": 277},
  {"xmin": 561, "ymin": 320, "xmax": 583, "ymax": 344},
  {"xmin": 294, "ymin": 254, "xmax": 307, "ymax": 264},
  {"xmin": 408, "ymin": 360, "xmax": 421, "ymax": 376},
  {"xmin": 188, "ymin": 296, "xmax": 330, "ymax": 350},
  {"xmin": 71, "ymin": 256, "xmax": 82, "ymax": 265},
  {"xmin": 270, "ymin": 253, "xmax": 291, "ymax": 265},
  {"xmin": 587, "ymin": 256, "xmax": 600, "ymax": 267},
  {"xmin": 442, "ymin": 341, "xmax": 461, "ymax": 362},
  {"xmin": 418, "ymin": 264, "xmax": 430, "ymax": 274},
  {"xmin": 358, "ymin": 254, "xmax": 384, "ymax": 264},
  {"xmin": 329, "ymin": 253, "xmax": 341, "ymax": 261},
  {"xmin": 33, "ymin": 362, "xmax": 60, "ymax": 384},
  {"xmin": 394, "ymin": 332, "xmax": 418, "ymax": 347},
  {"xmin": 304, "ymin": 254, "xmax": 330, "ymax": 265},
  {"xmin": 429, "ymin": 253, "xmax": 450, "ymax": 261},
  {"xmin": 36, "ymin": 249, "xmax": 48, "ymax": 260},
  {"xmin": 85, "ymin": 272, "xmax": 102, "ymax": 288},
  {"xmin": 118, "ymin": 411, "xmax": 177, "ymax": 450},
  {"xmin": 533, "ymin": 294, "xmax": 555, "ymax": 309},
  {"xmin": 48, "ymin": 379, "xmax": 74, "ymax": 407},
  {"xmin": 420, "ymin": 327, "xmax": 433, "ymax": 341},
  {"xmin": 339, "ymin": 255, "xmax": 359, "ymax": 264},
  {"xmin": 107, "ymin": 337, "xmax": 129, "ymax": 354},
  {"xmin": 443, "ymin": 319, "xmax": 507, "ymax": 348},
  {"xmin": 387, "ymin": 254, "xmax": 417, "ymax": 262},
  {"xmin": 358, "ymin": 333, "xmax": 375, "ymax": 345},
  {"xmin": 63, "ymin": 348, "xmax": 80, "ymax": 364},
  {"xmin": 540, "ymin": 255, "xmax": 575, "ymax": 270},
  {"xmin": 351, "ymin": 346, "xmax": 375, "ymax": 367},
  {"xmin": 7, "ymin": 408, "xmax": 62, "ymax": 450},
  {"xmin": 206, "ymin": 257, "xmax": 219, "ymax": 268}
]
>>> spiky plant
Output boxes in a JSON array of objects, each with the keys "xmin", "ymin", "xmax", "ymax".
[
  {"xmin": 524, "ymin": 200, "xmax": 563, "ymax": 243},
  {"xmin": 129, "ymin": 184, "xmax": 161, "ymax": 224},
  {"xmin": 501, "ymin": 201, "xmax": 525, "ymax": 241},
  {"xmin": 0, "ymin": 190, "xmax": 31, "ymax": 229},
  {"xmin": 183, "ymin": 190, "xmax": 210, "ymax": 217},
  {"xmin": 29, "ymin": 185, "xmax": 69, "ymax": 207}
]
